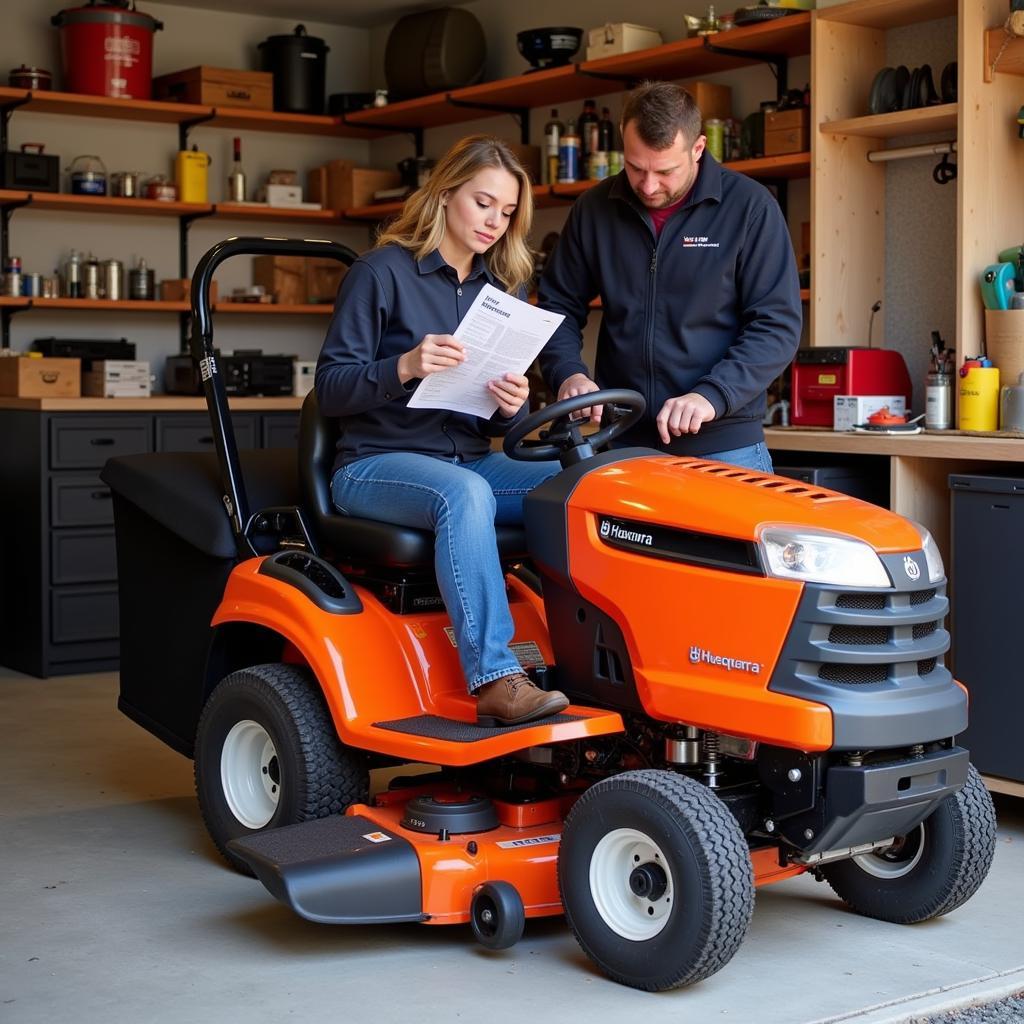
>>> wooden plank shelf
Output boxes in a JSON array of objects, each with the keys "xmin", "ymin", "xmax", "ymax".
[
  {"xmin": 26, "ymin": 193, "xmax": 208, "ymax": 217},
  {"xmin": 212, "ymin": 203, "xmax": 340, "ymax": 224},
  {"xmin": 32, "ymin": 298, "xmax": 189, "ymax": 312},
  {"xmin": 819, "ymin": 103, "xmax": 957, "ymax": 139},
  {"xmin": 765, "ymin": 426, "xmax": 1024, "ymax": 461},
  {"xmin": 214, "ymin": 303, "xmax": 333, "ymax": 314},
  {"xmin": 817, "ymin": 0, "xmax": 956, "ymax": 31},
  {"xmin": 205, "ymin": 106, "xmax": 381, "ymax": 138},
  {"xmin": 984, "ymin": 23, "xmax": 1024, "ymax": 82}
]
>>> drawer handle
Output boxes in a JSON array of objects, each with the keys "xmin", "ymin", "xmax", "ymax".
[
  {"xmin": 89, "ymin": 437, "xmax": 116, "ymax": 446},
  {"xmin": 91, "ymin": 490, "xmax": 112, "ymax": 500}
]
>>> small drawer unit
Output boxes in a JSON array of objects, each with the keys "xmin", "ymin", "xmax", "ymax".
[
  {"xmin": 155, "ymin": 413, "xmax": 258, "ymax": 453},
  {"xmin": 50, "ymin": 416, "xmax": 152, "ymax": 469},
  {"xmin": 50, "ymin": 474, "xmax": 115, "ymax": 527}
]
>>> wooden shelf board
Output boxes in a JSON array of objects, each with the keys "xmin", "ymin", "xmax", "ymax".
[
  {"xmin": 0, "ymin": 86, "xmax": 214, "ymax": 124},
  {"xmin": 0, "ymin": 296, "xmax": 30, "ymax": 308},
  {"xmin": 0, "ymin": 188, "xmax": 32, "ymax": 208},
  {"xmin": 343, "ymin": 200, "xmax": 404, "ymax": 221},
  {"xmin": 32, "ymin": 298, "xmax": 189, "ymax": 312},
  {"xmin": 985, "ymin": 26, "xmax": 1024, "ymax": 82},
  {"xmin": 579, "ymin": 13, "xmax": 811, "ymax": 81},
  {"xmin": 765, "ymin": 426, "xmax": 1024, "ymax": 461},
  {"xmin": 214, "ymin": 303, "xmax": 333, "ymax": 314},
  {"xmin": 448, "ymin": 64, "xmax": 597, "ymax": 111},
  {"xmin": 816, "ymin": 0, "xmax": 956, "ymax": 30},
  {"xmin": 206, "ymin": 106, "xmax": 380, "ymax": 138},
  {"xmin": 212, "ymin": 202, "xmax": 340, "ymax": 224},
  {"xmin": 819, "ymin": 103, "xmax": 957, "ymax": 139},
  {"xmin": 727, "ymin": 152, "xmax": 811, "ymax": 179},
  {"xmin": 30, "ymin": 193, "xmax": 210, "ymax": 217}
]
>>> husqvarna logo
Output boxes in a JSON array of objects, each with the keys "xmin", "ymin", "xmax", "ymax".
[
  {"xmin": 689, "ymin": 645, "xmax": 762, "ymax": 675},
  {"xmin": 904, "ymin": 555, "xmax": 921, "ymax": 581},
  {"xmin": 598, "ymin": 518, "xmax": 654, "ymax": 546},
  {"xmin": 600, "ymin": 520, "xmax": 611, "ymax": 537}
]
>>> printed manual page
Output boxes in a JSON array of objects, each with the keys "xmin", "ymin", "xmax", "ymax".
[{"xmin": 407, "ymin": 285, "xmax": 564, "ymax": 418}]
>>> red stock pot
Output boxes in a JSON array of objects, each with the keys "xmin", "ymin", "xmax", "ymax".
[{"xmin": 51, "ymin": 0, "xmax": 163, "ymax": 99}]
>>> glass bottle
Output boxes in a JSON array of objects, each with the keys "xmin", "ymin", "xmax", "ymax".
[
  {"xmin": 544, "ymin": 109, "xmax": 563, "ymax": 186},
  {"xmin": 598, "ymin": 106, "xmax": 615, "ymax": 152},
  {"xmin": 578, "ymin": 99, "xmax": 599, "ymax": 170},
  {"xmin": 227, "ymin": 136, "xmax": 247, "ymax": 202}
]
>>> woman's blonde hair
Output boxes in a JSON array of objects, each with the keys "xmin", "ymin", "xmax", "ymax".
[{"xmin": 375, "ymin": 135, "xmax": 534, "ymax": 294}]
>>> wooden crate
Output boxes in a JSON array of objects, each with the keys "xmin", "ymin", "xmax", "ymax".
[
  {"xmin": 0, "ymin": 357, "xmax": 80, "ymax": 398},
  {"xmin": 764, "ymin": 107, "xmax": 809, "ymax": 156},
  {"xmin": 152, "ymin": 66, "xmax": 273, "ymax": 110},
  {"xmin": 308, "ymin": 160, "xmax": 402, "ymax": 211},
  {"xmin": 686, "ymin": 81, "xmax": 732, "ymax": 122},
  {"xmin": 306, "ymin": 258, "xmax": 348, "ymax": 305},
  {"xmin": 252, "ymin": 256, "xmax": 307, "ymax": 306}
]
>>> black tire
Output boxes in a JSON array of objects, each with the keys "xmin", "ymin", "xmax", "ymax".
[
  {"xmin": 558, "ymin": 769, "xmax": 755, "ymax": 991},
  {"xmin": 194, "ymin": 663, "xmax": 369, "ymax": 874},
  {"xmin": 821, "ymin": 764, "xmax": 996, "ymax": 924},
  {"xmin": 470, "ymin": 882, "xmax": 526, "ymax": 950}
]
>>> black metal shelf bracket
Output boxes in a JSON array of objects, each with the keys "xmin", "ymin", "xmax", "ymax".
[
  {"xmin": 1, "ymin": 299, "xmax": 32, "ymax": 349},
  {"xmin": 701, "ymin": 37, "xmax": 789, "ymax": 101},
  {"xmin": 178, "ymin": 112, "xmax": 217, "ymax": 150},
  {"xmin": 1, "ymin": 195, "xmax": 33, "ymax": 269},
  {"xmin": 445, "ymin": 96, "xmax": 531, "ymax": 144}
]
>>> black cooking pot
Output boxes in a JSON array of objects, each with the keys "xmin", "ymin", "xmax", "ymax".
[{"xmin": 258, "ymin": 24, "xmax": 329, "ymax": 114}]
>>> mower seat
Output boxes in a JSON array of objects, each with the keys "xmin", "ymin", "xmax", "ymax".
[{"xmin": 299, "ymin": 390, "xmax": 527, "ymax": 568}]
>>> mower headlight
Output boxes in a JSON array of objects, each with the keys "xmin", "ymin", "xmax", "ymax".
[
  {"xmin": 911, "ymin": 521, "xmax": 945, "ymax": 582},
  {"xmin": 758, "ymin": 526, "xmax": 891, "ymax": 588}
]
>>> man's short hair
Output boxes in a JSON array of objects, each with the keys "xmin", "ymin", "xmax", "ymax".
[{"xmin": 621, "ymin": 81, "xmax": 703, "ymax": 150}]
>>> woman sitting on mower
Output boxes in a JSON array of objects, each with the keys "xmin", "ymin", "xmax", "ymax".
[{"xmin": 315, "ymin": 135, "xmax": 569, "ymax": 727}]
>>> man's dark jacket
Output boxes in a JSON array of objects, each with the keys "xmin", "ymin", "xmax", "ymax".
[{"xmin": 537, "ymin": 154, "xmax": 801, "ymax": 455}]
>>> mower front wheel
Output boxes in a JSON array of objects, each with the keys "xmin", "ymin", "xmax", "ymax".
[
  {"xmin": 470, "ymin": 882, "xmax": 526, "ymax": 950},
  {"xmin": 559, "ymin": 770, "xmax": 755, "ymax": 991},
  {"xmin": 820, "ymin": 764, "xmax": 996, "ymax": 923},
  {"xmin": 194, "ymin": 663, "xmax": 369, "ymax": 874}
]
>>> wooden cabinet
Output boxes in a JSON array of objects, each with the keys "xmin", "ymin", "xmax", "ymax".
[{"xmin": 0, "ymin": 400, "xmax": 300, "ymax": 677}]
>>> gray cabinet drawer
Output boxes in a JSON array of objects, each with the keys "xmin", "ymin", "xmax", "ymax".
[
  {"xmin": 50, "ymin": 417, "xmax": 152, "ymax": 469},
  {"xmin": 51, "ymin": 528, "xmax": 118, "ymax": 585},
  {"xmin": 50, "ymin": 474, "xmax": 114, "ymax": 527},
  {"xmin": 262, "ymin": 412, "xmax": 300, "ymax": 449},
  {"xmin": 51, "ymin": 586, "xmax": 120, "ymax": 644},
  {"xmin": 156, "ymin": 414, "xmax": 258, "ymax": 453}
]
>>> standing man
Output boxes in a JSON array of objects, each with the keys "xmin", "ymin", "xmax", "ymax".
[{"xmin": 538, "ymin": 81, "xmax": 801, "ymax": 472}]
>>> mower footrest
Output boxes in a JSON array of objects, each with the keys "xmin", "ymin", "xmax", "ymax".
[{"xmin": 228, "ymin": 814, "xmax": 426, "ymax": 925}]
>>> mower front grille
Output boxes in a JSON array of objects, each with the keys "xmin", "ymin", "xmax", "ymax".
[
  {"xmin": 828, "ymin": 624, "xmax": 889, "ymax": 645},
  {"xmin": 910, "ymin": 588, "xmax": 936, "ymax": 606},
  {"xmin": 835, "ymin": 593, "xmax": 887, "ymax": 610},
  {"xmin": 918, "ymin": 658, "xmax": 937, "ymax": 676},
  {"xmin": 912, "ymin": 622, "xmax": 938, "ymax": 640},
  {"xmin": 819, "ymin": 663, "xmax": 888, "ymax": 684}
]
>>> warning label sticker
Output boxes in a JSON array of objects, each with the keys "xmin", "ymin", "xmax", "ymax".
[
  {"xmin": 496, "ymin": 833, "xmax": 561, "ymax": 849},
  {"xmin": 362, "ymin": 831, "xmax": 392, "ymax": 844}
]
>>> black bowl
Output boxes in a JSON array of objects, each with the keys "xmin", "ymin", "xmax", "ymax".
[{"xmin": 517, "ymin": 27, "xmax": 583, "ymax": 70}]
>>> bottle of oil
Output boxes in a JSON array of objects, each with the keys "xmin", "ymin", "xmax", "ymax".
[
  {"xmin": 543, "ymin": 110, "xmax": 563, "ymax": 186},
  {"xmin": 578, "ymin": 99, "xmax": 599, "ymax": 174},
  {"xmin": 227, "ymin": 136, "xmax": 247, "ymax": 202},
  {"xmin": 558, "ymin": 118, "xmax": 580, "ymax": 184}
]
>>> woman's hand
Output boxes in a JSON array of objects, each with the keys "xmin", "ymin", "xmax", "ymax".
[
  {"xmin": 488, "ymin": 372, "xmax": 530, "ymax": 418},
  {"xmin": 397, "ymin": 334, "xmax": 466, "ymax": 383}
]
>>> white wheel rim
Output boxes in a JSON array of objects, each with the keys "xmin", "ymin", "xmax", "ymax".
[
  {"xmin": 589, "ymin": 827, "xmax": 674, "ymax": 940},
  {"xmin": 220, "ymin": 720, "xmax": 280, "ymax": 829},
  {"xmin": 853, "ymin": 823, "xmax": 926, "ymax": 879}
]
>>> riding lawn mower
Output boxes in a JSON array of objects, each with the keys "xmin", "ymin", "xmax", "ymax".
[{"xmin": 101, "ymin": 239, "xmax": 996, "ymax": 992}]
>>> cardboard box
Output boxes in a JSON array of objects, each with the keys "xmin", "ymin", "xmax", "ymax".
[
  {"xmin": 160, "ymin": 279, "xmax": 217, "ymax": 303},
  {"xmin": 152, "ymin": 66, "xmax": 273, "ymax": 110},
  {"xmin": 309, "ymin": 160, "xmax": 402, "ymax": 212},
  {"xmin": 585, "ymin": 23, "xmax": 663, "ymax": 59},
  {"xmin": 82, "ymin": 360, "xmax": 152, "ymax": 398},
  {"xmin": 294, "ymin": 360, "xmax": 316, "ymax": 397},
  {"xmin": 256, "ymin": 183, "xmax": 304, "ymax": 206},
  {"xmin": 0, "ymin": 355, "xmax": 80, "ymax": 398},
  {"xmin": 764, "ymin": 107, "xmax": 809, "ymax": 156},
  {"xmin": 984, "ymin": 309, "xmax": 1024, "ymax": 390},
  {"xmin": 252, "ymin": 257, "xmax": 348, "ymax": 305},
  {"xmin": 685, "ymin": 81, "xmax": 733, "ymax": 122},
  {"xmin": 833, "ymin": 395, "xmax": 907, "ymax": 432}
]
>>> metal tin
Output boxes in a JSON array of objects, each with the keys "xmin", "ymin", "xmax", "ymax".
[
  {"xmin": 704, "ymin": 118, "xmax": 724, "ymax": 162},
  {"xmin": 128, "ymin": 259, "xmax": 155, "ymax": 300},
  {"xmin": 925, "ymin": 371, "xmax": 952, "ymax": 430},
  {"xmin": 63, "ymin": 250, "xmax": 82, "ymax": 298},
  {"xmin": 2, "ymin": 272, "xmax": 21, "ymax": 297},
  {"xmin": 110, "ymin": 171, "xmax": 142, "ymax": 197},
  {"xmin": 41, "ymin": 276, "xmax": 60, "ymax": 298},
  {"xmin": 68, "ymin": 154, "xmax": 108, "ymax": 195},
  {"xmin": 9, "ymin": 65, "xmax": 53, "ymax": 90},
  {"xmin": 22, "ymin": 273, "xmax": 43, "ymax": 297},
  {"xmin": 587, "ymin": 152, "xmax": 609, "ymax": 180},
  {"xmin": 1000, "ymin": 372, "xmax": 1024, "ymax": 432},
  {"xmin": 102, "ymin": 259, "xmax": 124, "ymax": 301},
  {"xmin": 83, "ymin": 257, "xmax": 101, "ymax": 299}
]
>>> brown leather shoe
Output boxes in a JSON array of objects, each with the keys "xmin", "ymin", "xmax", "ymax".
[{"xmin": 476, "ymin": 672, "xmax": 570, "ymax": 726}]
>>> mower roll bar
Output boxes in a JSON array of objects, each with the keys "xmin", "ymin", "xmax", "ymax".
[{"xmin": 189, "ymin": 236, "xmax": 359, "ymax": 559}]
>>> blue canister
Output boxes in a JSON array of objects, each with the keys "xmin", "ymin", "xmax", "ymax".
[
  {"xmin": 68, "ymin": 155, "xmax": 107, "ymax": 196},
  {"xmin": 558, "ymin": 121, "xmax": 580, "ymax": 184}
]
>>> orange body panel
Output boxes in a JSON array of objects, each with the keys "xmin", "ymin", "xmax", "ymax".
[
  {"xmin": 352, "ymin": 798, "xmax": 805, "ymax": 923},
  {"xmin": 212, "ymin": 559, "xmax": 624, "ymax": 765},
  {"xmin": 559, "ymin": 458, "xmax": 926, "ymax": 751}
]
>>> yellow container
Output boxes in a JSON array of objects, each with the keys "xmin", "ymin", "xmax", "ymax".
[
  {"xmin": 957, "ymin": 366, "xmax": 1000, "ymax": 432},
  {"xmin": 175, "ymin": 147, "xmax": 210, "ymax": 204}
]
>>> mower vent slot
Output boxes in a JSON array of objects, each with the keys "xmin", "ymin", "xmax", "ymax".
[
  {"xmin": 910, "ymin": 588, "xmax": 937, "ymax": 606},
  {"xmin": 918, "ymin": 658, "xmax": 937, "ymax": 675},
  {"xmin": 828, "ymin": 625, "xmax": 889, "ymax": 645},
  {"xmin": 912, "ymin": 622, "xmax": 938, "ymax": 640},
  {"xmin": 819, "ymin": 663, "xmax": 888, "ymax": 684},
  {"xmin": 835, "ymin": 593, "xmax": 887, "ymax": 610}
]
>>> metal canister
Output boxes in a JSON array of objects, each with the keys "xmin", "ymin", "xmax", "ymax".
[
  {"xmin": 22, "ymin": 273, "xmax": 42, "ymax": 297},
  {"xmin": 102, "ymin": 259, "xmax": 124, "ymax": 301},
  {"xmin": 41, "ymin": 276, "xmax": 60, "ymax": 298},
  {"xmin": 958, "ymin": 363, "xmax": 1000, "ymax": 432},
  {"xmin": 128, "ymin": 258, "xmax": 155, "ymax": 300},
  {"xmin": 704, "ymin": 118, "xmax": 724, "ymax": 162},
  {"xmin": 63, "ymin": 250, "xmax": 82, "ymax": 298},
  {"xmin": 925, "ymin": 371, "xmax": 952, "ymax": 430},
  {"xmin": 83, "ymin": 256, "xmax": 102, "ymax": 299},
  {"xmin": 2, "ymin": 272, "xmax": 21, "ymax": 297}
]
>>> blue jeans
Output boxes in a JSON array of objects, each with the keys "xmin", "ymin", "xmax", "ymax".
[
  {"xmin": 331, "ymin": 451, "xmax": 559, "ymax": 692},
  {"xmin": 704, "ymin": 441, "xmax": 774, "ymax": 474}
]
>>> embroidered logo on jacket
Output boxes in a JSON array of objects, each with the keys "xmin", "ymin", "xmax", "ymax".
[{"xmin": 682, "ymin": 236, "xmax": 720, "ymax": 248}]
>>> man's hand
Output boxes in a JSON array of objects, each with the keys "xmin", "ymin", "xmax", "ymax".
[
  {"xmin": 557, "ymin": 373, "xmax": 602, "ymax": 423},
  {"xmin": 488, "ymin": 373, "xmax": 530, "ymax": 418},
  {"xmin": 656, "ymin": 393, "xmax": 716, "ymax": 443},
  {"xmin": 397, "ymin": 334, "xmax": 466, "ymax": 383}
]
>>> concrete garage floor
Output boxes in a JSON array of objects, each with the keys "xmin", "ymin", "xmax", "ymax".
[{"xmin": 2, "ymin": 667, "xmax": 1023, "ymax": 1024}]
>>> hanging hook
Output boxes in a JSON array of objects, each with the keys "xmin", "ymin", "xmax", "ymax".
[{"xmin": 933, "ymin": 151, "xmax": 957, "ymax": 185}]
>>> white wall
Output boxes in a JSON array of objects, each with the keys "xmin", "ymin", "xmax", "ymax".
[{"xmin": 5, "ymin": 1, "xmax": 378, "ymax": 378}]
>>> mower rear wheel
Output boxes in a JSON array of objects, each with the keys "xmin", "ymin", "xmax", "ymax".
[
  {"xmin": 558, "ymin": 770, "xmax": 755, "ymax": 991},
  {"xmin": 470, "ymin": 882, "xmax": 526, "ymax": 950},
  {"xmin": 820, "ymin": 764, "xmax": 996, "ymax": 923},
  {"xmin": 194, "ymin": 663, "xmax": 369, "ymax": 874}
]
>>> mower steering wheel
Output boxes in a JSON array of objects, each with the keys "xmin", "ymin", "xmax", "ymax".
[{"xmin": 503, "ymin": 389, "xmax": 646, "ymax": 464}]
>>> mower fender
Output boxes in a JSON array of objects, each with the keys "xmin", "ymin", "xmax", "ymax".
[{"xmin": 227, "ymin": 814, "xmax": 426, "ymax": 924}]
